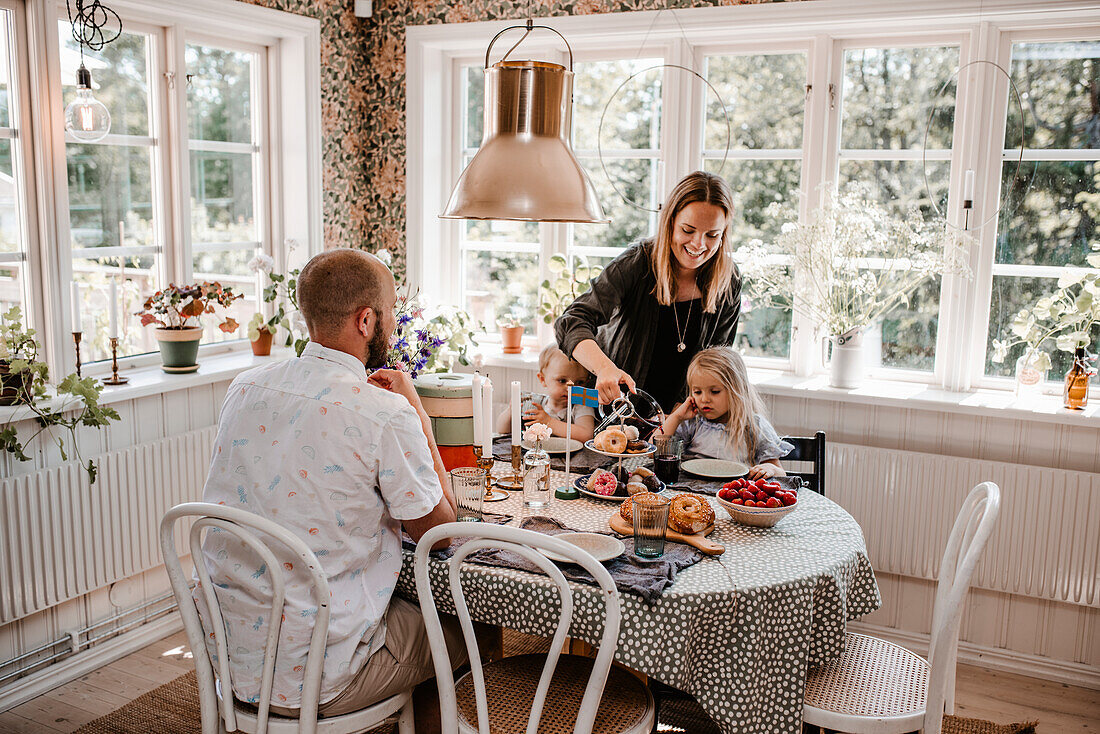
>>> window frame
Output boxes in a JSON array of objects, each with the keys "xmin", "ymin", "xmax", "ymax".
[{"xmin": 407, "ymin": 0, "xmax": 1099, "ymax": 395}]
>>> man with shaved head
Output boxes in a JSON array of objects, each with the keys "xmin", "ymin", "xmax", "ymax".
[{"xmin": 198, "ymin": 249, "xmax": 466, "ymax": 731}]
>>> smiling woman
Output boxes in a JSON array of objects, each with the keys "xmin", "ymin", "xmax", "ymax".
[{"xmin": 555, "ymin": 170, "xmax": 743, "ymax": 411}]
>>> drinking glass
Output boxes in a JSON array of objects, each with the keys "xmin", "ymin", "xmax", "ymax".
[
  {"xmin": 632, "ymin": 496, "xmax": 670, "ymax": 559},
  {"xmin": 653, "ymin": 436, "xmax": 683, "ymax": 484},
  {"xmin": 451, "ymin": 467, "xmax": 486, "ymax": 522}
]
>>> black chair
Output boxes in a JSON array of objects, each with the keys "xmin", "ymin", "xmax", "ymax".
[{"xmin": 781, "ymin": 431, "xmax": 826, "ymax": 496}]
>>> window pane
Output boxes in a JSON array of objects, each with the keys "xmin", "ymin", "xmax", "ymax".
[
  {"xmin": 72, "ymin": 260, "xmax": 157, "ymax": 362},
  {"xmin": 841, "ymin": 46, "xmax": 958, "ymax": 150},
  {"xmin": 996, "ymin": 160, "xmax": 1097, "ymax": 268},
  {"xmin": 573, "ymin": 157, "xmax": 656, "ymax": 250},
  {"xmin": 193, "ymin": 248, "xmax": 257, "ymax": 344},
  {"xmin": 0, "ymin": 10, "xmax": 11, "ymax": 129},
  {"xmin": 573, "ymin": 59, "xmax": 661, "ymax": 151},
  {"xmin": 1006, "ymin": 41, "xmax": 1100, "ymax": 150},
  {"xmin": 736, "ymin": 303, "xmax": 791, "ymax": 360},
  {"xmin": 707, "ymin": 158, "xmax": 801, "ymax": 244},
  {"xmin": 839, "ymin": 159, "xmax": 950, "ymax": 223},
  {"xmin": 879, "ymin": 277, "xmax": 938, "ymax": 371},
  {"xmin": 985, "ymin": 274, "xmax": 1083, "ymax": 380},
  {"xmin": 0, "ymin": 139, "xmax": 20, "ymax": 255},
  {"xmin": 190, "ymin": 151, "xmax": 255, "ymax": 243},
  {"xmin": 67, "ymin": 143, "xmax": 155, "ymax": 248},
  {"xmin": 187, "ymin": 45, "xmax": 254, "ymax": 144},
  {"xmin": 58, "ymin": 25, "xmax": 151, "ymax": 137},
  {"xmin": 463, "ymin": 250, "xmax": 538, "ymax": 333},
  {"xmin": 705, "ymin": 52, "xmax": 806, "ymax": 150},
  {"xmin": 465, "ymin": 64, "xmax": 483, "ymax": 150}
]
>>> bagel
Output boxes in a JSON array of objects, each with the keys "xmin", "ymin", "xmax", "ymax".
[
  {"xmin": 619, "ymin": 492, "xmax": 664, "ymax": 523},
  {"xmin": 668, "ymin": 494, "xmax": 715, "ymax": 534},
  {"xmin": 592, "ymin": 428, "xmax": 628, "ymax": 454}
]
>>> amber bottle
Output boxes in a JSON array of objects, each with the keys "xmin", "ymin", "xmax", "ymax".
[{"xmin": 1063, "ymin": 347, "xmax": 1096, "ymax": 410}]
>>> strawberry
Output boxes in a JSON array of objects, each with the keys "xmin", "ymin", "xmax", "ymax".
[
  {"xmin": 756, "ymin": 491, "xmax": 767, "ymax": 502},
  {"xmin": 740, "ymin": 490, "xmax": 755, "ymax": 502},
  {"xmin": 780, "ymin": 494, "xmax": 796, "ymax": 507},
  {"xmin": 765, "ymin": 497, "xmax": 781, "ymax": 508},
  {"xmin": 731, "ymin": 498, "xmax": 744, "ymax": 505}
]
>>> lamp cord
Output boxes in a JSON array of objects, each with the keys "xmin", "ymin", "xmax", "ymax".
[{"xmin": 68, "ymin": 0, "xmax": 122, "ymax": 65}]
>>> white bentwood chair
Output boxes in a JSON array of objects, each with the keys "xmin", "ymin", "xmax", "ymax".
[
  {"xmin": 414, "ymin": 522, "xmax": 655, "ymax": 734},
  {"xmin": 160, "ymin": 502, "xmax": 415, "ymax": 734},
  {"xmin": 803, "ymin": 481, "xmax": 1002, "ymax": 734}
]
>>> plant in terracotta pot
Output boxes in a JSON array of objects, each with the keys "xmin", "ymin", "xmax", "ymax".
[
  {"xmin": 136, "ymin": 282, "xmax": 242, "ymax": 373},
  {"xmin": 246, "ymin": 313, "xmax": 279, "ymax": 356},
  {"xmin": 497, "ymin": 313, "xmax": 525, "ymax": 354}
]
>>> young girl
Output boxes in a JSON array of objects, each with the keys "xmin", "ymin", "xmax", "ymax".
[{"xmin": 659, "ymin": 347, "xmax": 792, "ymax": 479}]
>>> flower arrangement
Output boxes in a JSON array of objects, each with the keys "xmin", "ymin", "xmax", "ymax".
[
  {"xmin": 385, "ymin": 290, "xmax": 481, "ymax": 377},
  {"xmin": 992, "ymin": 243, "xmax": 1100, "ymax": 373},
  {"xmin": 0, "ymin": 307, "xmax": 119, "ymax": 483},
  {"xmin": 537, "ymin": 254, "xmax": 603, "ymax": 325},
  {"xmin": 260, "ymin": 267, "xmax": 309, "ymax": 357},
  {"xmin": 136, "ymin": 282, "xmax": 242, "ymax": 332},
  {"xmin": 523, "ymin": 422, "xmax": 552, "ymax": 447},
  {"xmin": 733, "ymin": 187, "xmax": 971, "ymax": 337}
]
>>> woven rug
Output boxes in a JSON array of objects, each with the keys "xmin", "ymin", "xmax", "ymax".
[{"xmin": 943, "ymin": 714, "xmax": 1039, "ymax": 733}]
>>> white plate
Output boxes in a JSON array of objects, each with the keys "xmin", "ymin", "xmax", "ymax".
[
  {"xmin": 583, "ymin": 439, "xmax": 656, "ymax": 458},
  {"xmin": 542, "ymin": 533, "xmax": 625, "ymax": 563},
  {"xmin": 681, "ymin": 458, "xmax": 750, "ymax": 479},
  {"xmin": 521, "ymin": 437, "xmax": 584, "ymax": 454}
]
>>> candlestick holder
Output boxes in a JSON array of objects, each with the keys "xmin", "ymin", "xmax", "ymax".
[
  {"xmin": 73, "ymin": 332, "xmax": 82, "ymax": 377},
  {"xmin": 472, "ymin": 445, "xmax": 508, "ymax": 501},
  {"xmin": 494, "ymin": 443, "xmax": 524, "ymax": 490},
  {"xmin": 102, "ymin": 337, "xmax": 129, "ymax": 385}
]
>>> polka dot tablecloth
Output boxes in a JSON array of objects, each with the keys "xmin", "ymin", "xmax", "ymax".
[{"xmin": 396, "ymin": 464, "xmax": 881, "ymax": 733}]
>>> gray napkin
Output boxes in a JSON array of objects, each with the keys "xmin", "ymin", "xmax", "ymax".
[
  {"xmin": 401, "ymin": 512, "xmax": 514, "ymax": 560},
  {"xmin": 462, "ymin": 516, "xmax": 703, "ymax": 603},
  {"xmin": 492, "ymin": 435, "xmax": 613, "ymax": 473}
]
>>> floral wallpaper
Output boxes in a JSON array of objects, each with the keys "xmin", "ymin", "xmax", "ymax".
[{"xmin": 241, "ymin": 0, "xmax": 805, "ymax": 280}]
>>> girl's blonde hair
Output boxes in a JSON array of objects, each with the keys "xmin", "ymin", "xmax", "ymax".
[
  {"xmin": 650, "ymin": 171, "xmax": 739, "ymax": 314},
  {"xmin": 686, "ymin": 347, "xmax": 767, "ymax": 460}
]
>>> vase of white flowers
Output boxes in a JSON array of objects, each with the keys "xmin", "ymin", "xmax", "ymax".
[
  {"xmin": 734, "ymin": 186, "xmax": 971, "ymax": 388},
  {"xmin": 522, "ymin": 422, "xmax": 552, "ymax": 509}
]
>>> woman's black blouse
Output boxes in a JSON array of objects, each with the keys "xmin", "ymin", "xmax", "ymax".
[
  {"xmin": 554, "ymin": 240, "xmax": 742, "ymax": 395},
  {"xmin": 645, "ymin": 298, "xmax": 704, "ymax": 412}
]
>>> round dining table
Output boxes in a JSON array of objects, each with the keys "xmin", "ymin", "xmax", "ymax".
[{"xmin": 396, "ymin": 463, "xmax": 881, "ymax": 734}]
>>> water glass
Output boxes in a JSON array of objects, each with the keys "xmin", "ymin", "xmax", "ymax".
[
  {"xmin": 521, "ymin": 392, "xmax": 546, "ymax": 423},
  {"xmin": 653, "ymin": 436, "xmax": 683, "ymax": 484},
  {"xmin": 632, "ymin": 496, "xmax": 670, "ymax": 559},
  {"xmin": 451, "ymin": 467, "xmax": 486, "ymax": 522}
]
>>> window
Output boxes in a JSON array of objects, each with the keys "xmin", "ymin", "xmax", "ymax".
[
  {"xmin": 837, "ymin": 43, "xmax": 959, "ymax": 374},
  {"xmin": 984, "ymin": 39, "xmax": 1100, "ymax": 381},
  {"xmin": 0, "ymin": 2, "xmax": 33, "ymax": 323}
]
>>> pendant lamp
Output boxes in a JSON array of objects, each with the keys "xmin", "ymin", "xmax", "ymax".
[{"xmin": 440, "ymin": 21, "xmax": 608, "ymax": 224}]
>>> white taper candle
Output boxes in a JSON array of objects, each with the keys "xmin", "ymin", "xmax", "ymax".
[
  {"xmin": 70, "ymin": 282, "xmax": 82, "ymax": 332},
  {"xmin": 108, "ymin": 280, "xmax": 119, "ymax": 339},
  {"xmin": 963, "ymin": 169, "xmax": 975, "ymax": 202},
  {"xmin": 511, "ymin": 381, "xmax": 521, "ymax": 446},
  {"xmin": 471, "ymin": 375, "xmax": 484, "ymax": 449},
  {"xmin": 482, "ymin": 379, "xmax": 493, "ymax": 454}
]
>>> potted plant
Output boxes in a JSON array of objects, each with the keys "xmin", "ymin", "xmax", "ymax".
[
  {"xmin": 734, "ymin": 187, "xmax": 971, "ymax": 388},
  {"xmin": 247, "ymin": 313, "xmax": 278, "ymax": 356},
  {"xmin": 0, "ymin": 307, "xmax": 119, "ymax": 483},
  {"xmin": 537, "ymin": 253, "xmax": 602, "ymax": 325},
  {"xmin": 262, "ymin": 268, "xmax": 310, "ymax": 357},
  {"xmin": 498, "ymin": 313, "xmax": 525, "ymax": 354},
  {"xmin": 136, "ymin": 282, "xmax": 242, "ymax": 373}
]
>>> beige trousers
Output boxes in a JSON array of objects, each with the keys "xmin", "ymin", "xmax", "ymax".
[{"xmin": 269, "ymin": 596, "xmax": 468, "ymax": 718}]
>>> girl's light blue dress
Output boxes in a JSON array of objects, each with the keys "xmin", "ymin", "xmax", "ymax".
[{"xmin": 673, "ymin": 414, "xmax": 794, "ymax": 464}]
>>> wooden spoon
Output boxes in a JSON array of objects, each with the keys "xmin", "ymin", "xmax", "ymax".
[{"xmin": 607, "ymin": 514, "xmax": 725, "ymax": 555}]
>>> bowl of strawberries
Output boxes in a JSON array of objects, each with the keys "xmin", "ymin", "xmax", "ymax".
[{"xmin": 715, "ymin": 477, "xmax": 799, "ymax": 528}]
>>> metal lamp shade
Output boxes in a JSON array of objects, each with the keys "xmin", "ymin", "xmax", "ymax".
[{"xmin": 441, "ymin": 60, "xmax": 608, "ymax": 223}]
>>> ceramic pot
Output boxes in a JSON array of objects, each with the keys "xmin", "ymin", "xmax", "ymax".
[
  {"xmin": 825, "ymin": 327, "xmax": 865, "ymax": 389},
  {"xmin": 154, "ymin": 326, "xmax": 203, "ymax": 373},
  {"xmin": 250, "ymin": 328, "xmax": 274, "ymax": 356},
  {"xmin": 501, "ymin": 325, "xmax": 525, "ymax": 354}
]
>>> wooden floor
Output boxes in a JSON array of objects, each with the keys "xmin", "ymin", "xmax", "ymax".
[{"xmin": 1, "ymin": 629, "xmax": 1097, "ymax": 733}]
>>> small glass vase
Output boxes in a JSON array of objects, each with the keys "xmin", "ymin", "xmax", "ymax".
[
  {"xmin": 522, "ymin": 443, "xmax": 551, "ymax": 509},
  {"xmin": 1014, "ymin": 350, "xmax": 1047, "ymax": 404}
]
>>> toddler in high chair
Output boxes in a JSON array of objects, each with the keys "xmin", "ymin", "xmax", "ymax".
[
  {"xmin": 495, "ymin": 343, "xmax": 597, "ymax": 442},
  {"xmin": 660, "ymin": 347, "xmax": 793, "ymax": 480}
]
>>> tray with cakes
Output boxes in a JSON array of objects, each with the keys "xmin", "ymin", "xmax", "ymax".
[
  {"xmin": 584, "ymin": 425, "xmax": 656, "ymax": 457},
  {"xmin": 575, "ymin": 466, "xmax": 664, "ymax": 502},
  {"xmin": 607, "ymin": 492, "xmax": 725, "ymax": 555}
]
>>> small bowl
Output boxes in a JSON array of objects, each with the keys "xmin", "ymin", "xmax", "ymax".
[{"xmin": 715, "ymin": 495, "xmax": 797, "ymax": 528}]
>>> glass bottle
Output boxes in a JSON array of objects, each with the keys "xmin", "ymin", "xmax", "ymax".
[
  {"xmin": 522, "ymin": 443, "xmax": 551, "ymax": 509},
  {"xmin": 1063, "ymin": 347, "xmax": 1096, "ymax": 410}
]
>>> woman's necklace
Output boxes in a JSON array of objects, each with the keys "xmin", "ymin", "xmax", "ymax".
[{"xmin": 672, "ymin": 278, "xmax": 697, "ymax": 352}]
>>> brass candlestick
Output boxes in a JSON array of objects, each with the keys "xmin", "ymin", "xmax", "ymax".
[
  {"xmin": 73, "ymin": 332, "xmax": 82, "ymax": 377},
  {"xmin": 472, "ymin": 445, "xmax": 507, "ymax": 502},
  {"xmin": 102, "ymin": 337, "xmax": 129, "ymax": 385},
  {"xmin": 495, "ymin": 443, "xmax": 524, "ymax": 491}
]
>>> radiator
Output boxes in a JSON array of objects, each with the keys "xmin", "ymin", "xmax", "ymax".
[
  {"xmin": 0, "ymin": 427, "xmax": 215, "ymax": 623},
  {"xmin": 829, "ymin": 443, "xmax": 1099, "ymax": 607}
]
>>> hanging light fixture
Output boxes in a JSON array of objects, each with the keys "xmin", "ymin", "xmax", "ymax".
[
  {"xmin": 64, "ymin": 0, "xmax": 121, "ymax": 143},
  {"xmin": 440, "ymin": 20, "xmax": 608, "ymax": 224}
]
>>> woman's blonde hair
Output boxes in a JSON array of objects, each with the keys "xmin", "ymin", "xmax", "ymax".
[
  {"xmin": 686, "ymin": 347, "xmax": 767, "ymax": 460},
  {"xmin": 650, "ymin": 171, "xmax": 738, "ymax": 313}
]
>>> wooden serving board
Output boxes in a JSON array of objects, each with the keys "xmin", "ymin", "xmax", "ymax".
[{"xmin": 607, "ymin": 514, "xmax": 725, "ymax": 555}]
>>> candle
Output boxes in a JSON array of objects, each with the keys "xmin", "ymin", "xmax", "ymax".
[
  {"xmin": 510, "ymin": 380, "xmax": 521, "ymax": 447},
  {"xmin": 482, "ymin": 379, "xmax": 493, "ymax": 455},
  {"xmin": 70, "ymin": 282, "xmax": 82, "ymax": 332},
  {"xmin": 963, "ymin": 169, "xmax": 975, "ymax": 202},
  {"xmin": 472, "ymin": 375, "xmax": 484, "ymax": 449},
  {"xmin": 108, "ymin": 280, "xmax": 119, "ymax": 339}
]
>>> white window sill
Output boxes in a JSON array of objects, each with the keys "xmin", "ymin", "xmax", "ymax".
[
  {"xmin": 0, "ymin": 348, "xmax": 296, "ymax": 423},
  {"xmin": 470, "ymin": 344, "xmax": 1100, "ymax": 428}
]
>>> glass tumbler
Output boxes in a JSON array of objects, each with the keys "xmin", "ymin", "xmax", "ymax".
[
  {"xmin": 451, "ymin": 467, "xmax": 486, "ymax": 522},
  {"xmin": 633, "ymin": 496, "xmax": 671, "ymax": 559},
  {"xmin": 653, "ymin": 436, "xmax": 683, "ymax": 484}
]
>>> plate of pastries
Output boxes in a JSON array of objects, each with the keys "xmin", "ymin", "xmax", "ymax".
[
  {"xmin": 610, "ymin": 492, "xmax": 724, "ymax": 555},
  {"xmin": 575, "ymin": 466, "xmax": 664, "ymax": 501},
  {"xmin": 585, "ymin": 425, "xmax": 655, "ymax": 456}
]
